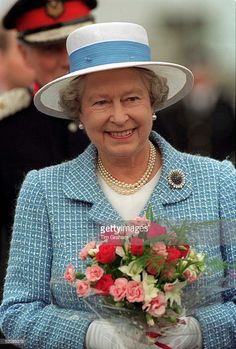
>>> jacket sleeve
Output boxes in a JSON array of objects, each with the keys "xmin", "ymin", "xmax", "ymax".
[
  {"xmin": 194, "ymin": 160, "xmax": 236, "ymax": 349},
  {"xmin": 0, "ymin": 170, "xmax": 92, "ymax": 349}
]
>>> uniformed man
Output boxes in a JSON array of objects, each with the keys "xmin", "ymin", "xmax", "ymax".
[{"xmin": 0, "ymin": 0, "xmax": 97, "ymax": 306}]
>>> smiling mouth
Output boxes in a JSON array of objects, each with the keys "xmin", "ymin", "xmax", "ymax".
[{"xmin": 106, "ymin": 128, "xmax": 135, "ymax": 138}]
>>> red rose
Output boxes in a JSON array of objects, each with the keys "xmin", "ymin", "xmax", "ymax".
[
  {"xmin": 94, "ymin": 274, "xmax": 114, "ymax": 295},
  {"xmin": 178, "ymin": 244, "xmax": 190, "ymax": 258},
  {"xmin": 166, "ymin": 247, "xmax": 181, "ymax": 262},
  {"xmin": 96, "ymin": 243, "xmax": 116, "ymax": 264},
  {"xmin": 147, "ymin": 223, "xmax": 167, "ymax": 239},
  {"xmin": 130, "ymin": 237, "xmax": 144, "ymax": 256}
]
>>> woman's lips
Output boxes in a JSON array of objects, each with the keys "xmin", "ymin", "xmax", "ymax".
[{"xmin": 106, "ymin": 128, "xmax": 135, "ymax": 139}]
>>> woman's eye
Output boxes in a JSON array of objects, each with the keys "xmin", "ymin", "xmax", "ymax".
[
  {"xmin": 93, "ymin": 100, "xmax": 108, "ymax": 106},
  {"xmin": 126, "ymin": 96, "xmax": 140, "ymax": 102}
]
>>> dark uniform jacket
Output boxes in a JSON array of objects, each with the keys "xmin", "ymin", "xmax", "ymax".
[{"xmin": 0, "ymin": 88, "xmax": 90, "ymax": 234}]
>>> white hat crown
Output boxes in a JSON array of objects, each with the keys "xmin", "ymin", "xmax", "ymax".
[
  {"xmin": 67, "ymin": 22, "xmax": 151, "ymax": 74},
  {"xmin": 67, "ymin": 22, "xmax": 149, "ymax": 55}
]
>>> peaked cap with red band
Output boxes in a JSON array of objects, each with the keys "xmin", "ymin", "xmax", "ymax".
[{"xmin": 3, "ymin": 0, "xmax": 97, "ymax": 45}]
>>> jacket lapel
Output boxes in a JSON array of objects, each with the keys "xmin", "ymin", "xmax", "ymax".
[{"xmin": 63, "ymin": 144, "xmax": 123, "ymax": 224}]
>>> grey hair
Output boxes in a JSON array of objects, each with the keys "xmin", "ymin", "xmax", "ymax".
[{"xmin": 59, "ymin": 68, "xmax": 169, "ymax": 121}]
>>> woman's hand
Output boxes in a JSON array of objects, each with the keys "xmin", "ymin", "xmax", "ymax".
[
  {"xmin": 86, "ymin": 318, "xmax": 156, "ymax": 349},
  {"xmin": 155, "ymin": 316, "xmax": 202, "ymax": 349}
]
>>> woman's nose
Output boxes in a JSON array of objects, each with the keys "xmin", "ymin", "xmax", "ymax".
[{"xmin": 109, "ymin": 102, "xmax": 129, "ymax": 125}]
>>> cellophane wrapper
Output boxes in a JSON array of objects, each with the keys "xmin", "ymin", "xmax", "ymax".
[{"xmin": 61, "ymin": 216, "xmax": 236, "ymax": 347}]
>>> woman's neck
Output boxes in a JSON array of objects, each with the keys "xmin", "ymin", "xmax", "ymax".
[{"xmin": 98, "ymin": 142, "xmax": 162, "ymax": 184}]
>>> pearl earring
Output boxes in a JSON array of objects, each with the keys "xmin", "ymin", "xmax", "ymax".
[
  {"xmin": 78, "ymin": 122, "xmax": 84, "ymax": 130},
  {"xmin": 152, "ymin": 114, "xmax": 157, "ymax": 121}
]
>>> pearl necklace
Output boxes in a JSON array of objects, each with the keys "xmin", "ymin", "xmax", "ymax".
[{"xmin": 97, "ymin": 142, "xmax": 157, "ymax": 195}]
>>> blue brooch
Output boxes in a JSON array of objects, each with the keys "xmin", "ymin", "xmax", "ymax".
[{"xmin": 168, "ymin": 169, "xmax": 186, "ymax": 189}]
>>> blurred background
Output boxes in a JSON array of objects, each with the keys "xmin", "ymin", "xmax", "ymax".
[
  {"xmin": 94, "ymin": 0, "xmax": 235, "ymax": 103},
  {"xmin": 93, "ymin": 0, "xmax": 235, "ymax": 162}
]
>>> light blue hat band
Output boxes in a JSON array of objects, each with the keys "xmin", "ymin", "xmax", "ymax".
[{"xmin": 69, "ymin": 40, "xmax": 151, "ymax": 72}]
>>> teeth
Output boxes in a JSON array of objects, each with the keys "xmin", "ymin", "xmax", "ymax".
[{"xmin": 110, "ymin": 129, "xmax": 133, "ymax": 137}]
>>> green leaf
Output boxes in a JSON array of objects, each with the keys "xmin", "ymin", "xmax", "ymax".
[
  {"xmin": 146, "ymin": 205, "xmax": 154, "ymax": 222},
  {"xmin": 75, "ymin": 272, "xmax": 85, "ymax": 280}
]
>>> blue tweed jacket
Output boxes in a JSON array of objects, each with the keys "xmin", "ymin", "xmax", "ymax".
[{"xmin": 1, "ymin": 132, "xmax": 235, "ymax": 349}]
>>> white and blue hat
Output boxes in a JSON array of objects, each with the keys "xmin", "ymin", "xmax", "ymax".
[{"xmin": 34, "ymin": 22, "xmax": 194, "ymax": 119}]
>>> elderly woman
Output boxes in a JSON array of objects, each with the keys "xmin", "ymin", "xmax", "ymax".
[{"xmin": 0, "ymin": 22, "xmax": 235, "ymax": 349}]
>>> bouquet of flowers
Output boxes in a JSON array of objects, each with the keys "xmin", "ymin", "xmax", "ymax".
[{"xmin": 64, "ymin": 209, "xmax": 205, "ymax": 346}]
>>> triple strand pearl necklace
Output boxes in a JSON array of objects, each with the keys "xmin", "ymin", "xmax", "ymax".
[{"xmin": 97, "ymin": 141, "xmax": 157, "ymax": 195}]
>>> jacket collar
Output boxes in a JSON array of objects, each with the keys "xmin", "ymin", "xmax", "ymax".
[{"xmin": 63, "ymin": 132, "xmax": 192, "ymax": 222}]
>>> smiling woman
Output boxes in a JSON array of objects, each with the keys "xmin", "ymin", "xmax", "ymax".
[
  {"xmin": 60, "ymin": 68, "xmax": 161, "ymax": 175},
  {"xmin": 58, "ymin": 67, "xmax": 169, "ymax": 183},
  {"xmin": 1, "ymin": 22, "xmax": 235, "ymax": 349}
]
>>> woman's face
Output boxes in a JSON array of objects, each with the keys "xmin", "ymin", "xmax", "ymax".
[{"xmin": 79, "ymin": 68, "xmax": 153, "ymax": 161}]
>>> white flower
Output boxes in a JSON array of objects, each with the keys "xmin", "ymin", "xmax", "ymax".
[
  {"xmin": 142, "ymin": 271, "xmax": 156, "ymax": 285},
  {"xmin": 116, "ymin": 246, "xmax": 125, "ymax": 257},
  {"xmin": 87, "ymin": 248, "xmax": 99, "ymax": 258},
  {"xmin": 189, "ymin": 250, "xmax": 205, "ymax": 272},
  {"xmin": 141, "ymin": 271, "xmax": 158, "ymax": 303},
  {"xmin": 119, "ymin": 261, "xmax": 143, "ymax": 281},
  {"xmin": 164, "ymin": 280, "xmax": 187, "ymax": 307},
  {"xmin": 147, "ymin": 317, "xmax": 155, "ymax": 327}
]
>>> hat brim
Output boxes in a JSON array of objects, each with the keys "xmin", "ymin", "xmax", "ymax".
[{"xmin": 34, "ymin": 61, "xmax": 194, "ymax": 119}]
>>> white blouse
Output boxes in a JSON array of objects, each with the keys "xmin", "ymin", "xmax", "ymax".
[{"xmin": 97, "ymin": 169, "xmax": 161, "ymax": 221}]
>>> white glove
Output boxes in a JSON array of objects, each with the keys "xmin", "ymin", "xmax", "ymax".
[
  {"xmin": 86, "ymin": 318, "xmax": 156, "ymax": 349},
  {"xmin": 156, "ymin": 316, "xmax": 202, "ymax": 349}
]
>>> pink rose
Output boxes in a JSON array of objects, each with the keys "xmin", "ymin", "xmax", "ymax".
[
  {"xmin": 152, "ymin": 242, "xmax": 168, "ymax": 258},
  {"xmin": 110, "ymin": 278, "xmax": 128, "ymax": 301},
  {"xmin": 85, "ymin": 265, "xmax": 104, "ymax": 282},
  {"xmin": 144, "ymin": 293, "xmax": 166, "ymax": 318},
  {"xmin": 79, "ymin": 241, "xmax": 96, "ymax": 260},
  {"xmin": 126, "ymin": 281, "xmax": 144, "ymax": 303},
  {"xmin": 147, "ymin": 223, "xmax": 167, "ymax": 239},
  {"xmin": 76, "ymin": 280, "xmax": 90, "ymax": 297},
  {"xmin": 64, "ymin": 264, "xmax": 76, "ymax": 283}
]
